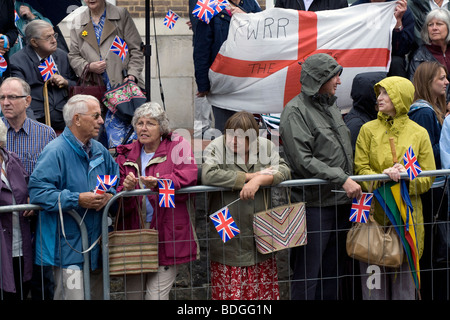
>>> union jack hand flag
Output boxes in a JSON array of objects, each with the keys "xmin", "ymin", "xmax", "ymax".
[
  {"xmin": 0, "ymin": 55, "xmax": 7, "ymax": 76},
  {"xmin": 403, "ymin": 146, "xmax": 422, "ymax": 180},
  {"xmin": 163, "ymin": 9, "xmax": 179, "ymax": 30},
  {"xmin": 110, "ymin": 35, "xmax": 128, "ymax": 62},
  {"xmin": 192, "ymin": 0, "xmax": 217, "ymax": 24},
  {"xmin": 349, "ymin": 193, "xmax": 373, "ymax": 223},
  {"xmin": 94, "ymin": 175, "xmax": 118, "ymax": 194},
  {"xmin": 209, "ymin": 206, "xmax": 240, "ymax": 243},
  {"xmin": 38, "ymin": 55, "xmax": 58, "ymax": 81},
  {"xmin": 214, "ymin": 0, "xmax": 229, "ymax": 14},
  {"xmin": 14, "ymin": 10, "xmax": 19, "ymax": 23},
  {"xmin": 158, "ymin": 179, "xmax": 175, "ymax": 208}
]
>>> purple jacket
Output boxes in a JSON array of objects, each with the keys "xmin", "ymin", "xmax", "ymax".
[
  {"xmin": 0, "ymin": 148, "xmax": 32, "ymax": 293},
  {"xmin": 115, "ymin": 133, "xmax": 199, "ymax": 266}
]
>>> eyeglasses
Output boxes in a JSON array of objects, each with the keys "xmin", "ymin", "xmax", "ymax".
[
  {"xmin": 0, "ymin": 95, "xmax": 28, "ymax": 102},
  {"xmin": 37, "ymin": 33, "xmax": 58, "ymax": 42},
  {"xmin": 136, "ymin": 121, "xmax": 158, "ymax": 129},
  {"xmin": 79, "ymin": 112, "xmax": 102, "ymax": 120}
]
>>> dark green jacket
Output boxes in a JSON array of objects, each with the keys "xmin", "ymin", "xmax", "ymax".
[{"xmin": 280, "ymin": 53, "xmax": 354, "ymax": 207}]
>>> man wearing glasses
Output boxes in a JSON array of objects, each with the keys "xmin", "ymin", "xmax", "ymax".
[
  {"xmin": 0, "ymin": 76, "xmax": 56, "ymax": 300},
  {"xmin": 10, "ymin": 19, "xmax": 77, "ymax": 133},
  {"xmin": 29, "ymin": 94, "xmax": 119, "ymax": 300}
]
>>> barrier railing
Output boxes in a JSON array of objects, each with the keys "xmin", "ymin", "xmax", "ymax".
[
  {"xmin": 100, "ymin": 169, "xmax": 450, "ymax": 300},
  {"xmin": 0, "ymin": 169, "xmax": 449, "ymax": 300}
]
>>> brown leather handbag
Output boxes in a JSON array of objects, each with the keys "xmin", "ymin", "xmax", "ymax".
[{"xmin": 69, "ymin": 64, "xmax": 106, "ymax": 103}]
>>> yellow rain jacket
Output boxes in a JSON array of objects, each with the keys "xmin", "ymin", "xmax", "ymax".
[{"xmin": 354, "ymin": 76, "xmax": 435, "ymax": 258}]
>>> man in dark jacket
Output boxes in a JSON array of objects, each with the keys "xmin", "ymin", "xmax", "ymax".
[
  {"xmin": 0, "ymin": 0, "xmax": 19, "ymax": 83},
  {"xmin": 193, "ymin": 0, "xmax": 261, "ymax": 132},
  {"xmin": 352, "ymin": 0, "xmax": 414, "ymax": 78},
  {"xmin": 280, "ymin": 53, "xmax": 362, "ymax": 300},
  {"xmin": 275, "ymin": 0, "xmax": 348, "ymax": 11},
  {"xmin": 10, "ymin": 19, "xmax": 77, "ymax": 132}
]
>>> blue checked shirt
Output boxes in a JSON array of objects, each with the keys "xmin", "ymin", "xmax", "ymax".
[{"xmin": 2, "ymin": 117, "xmax": 57, "ymax": 175}]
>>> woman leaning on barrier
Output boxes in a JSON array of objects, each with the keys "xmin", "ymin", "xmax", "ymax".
[
  {"xmin": 201, "ymin": 111, "xmax": 291, "ymax": 300},
  {"xmin": 0, "ymin": 119, "xmax": 33, "ymax": 300},
  {"xmin": 354, "ymin": 76, "xmax": 435, "ymax": 300},
  {"xmin": 115, "ymin": 102, "xmax": 199, "ymax": 300}
]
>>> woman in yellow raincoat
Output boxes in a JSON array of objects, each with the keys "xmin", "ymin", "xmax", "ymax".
[{"xmin": 354, "ymin": 76, "xmax": 435, "ymax": 300}]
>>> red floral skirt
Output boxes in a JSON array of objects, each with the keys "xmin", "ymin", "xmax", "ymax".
[{"xmin": 210, "ymin": 257, "xmax": 280, "ymax": 300}]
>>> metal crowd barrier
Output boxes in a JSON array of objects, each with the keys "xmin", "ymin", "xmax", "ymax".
[
  {"xmin": 100, "ymin": 169, "xmax": 450, "ymax": 300},
  {"xmin": 0, "ymin": 169, "xmax": 449, "ymax": 300}
]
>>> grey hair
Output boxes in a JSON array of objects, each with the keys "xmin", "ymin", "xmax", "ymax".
[
  {"xmin": 131, "ymin": 102, "xmax": 170, "ymax": 136},
  {"xmin": 63, "ymin": 94, "xmax": 99, "ymax": 127},
  {"xmin": 0, "ymin": 120, "xmax": 7, "ymax": 146},
  {"xmin": 0, "ymin": 77, "xmax": 31, "ymax": 96},
  {"xmin": 421, "ymin": 8, "xmax": 450, "ymax": 44},
  {"xmin": 24, "ymin": 19, "xmax": 54, "ymax": 45}
]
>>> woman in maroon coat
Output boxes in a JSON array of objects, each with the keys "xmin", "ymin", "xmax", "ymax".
[
  {"xmin": 115, "ymin": 102, "xmax": 199, "ymax": 300},
  {"xmin": 0, "ymin": 119, "xmax": 33, "ymax": 300}
]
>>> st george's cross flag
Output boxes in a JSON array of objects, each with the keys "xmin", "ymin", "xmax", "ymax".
[
  {"xmin": 38, "ymin": 55, "xmax": 58, "ymax": 81},
  {"xmin": 164, "ymin": 9, "xmax": 179, "ymax": 29},
  {"xmin": 403, "ymin": 146, "xmax": 422, "ymax": 180},
  {"xmin": 210, "ymin": 206, "xmax": 240, "ymax": 243},
  {"xmin": 94, "ymin": 175, "xmax": 118, "ymax": 194},
  {"xmin": 110, "ymin": 35, "xmax": 128, "ymax": 62},
  {"xmin": 158, "ymin": 179, "xmax": 175, "ymax": 208},
  {"xmin": 207, "ymin": 2, "xmax": 397, "ymax": 113},
  {"xmin": 349, "ymin": 193, "xmax": 373, "ymax": 223}
]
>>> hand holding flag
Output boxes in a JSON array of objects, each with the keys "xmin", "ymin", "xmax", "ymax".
[{"xmin": 80, "ymin": 175, "xmax": 118, "ymax": 225}]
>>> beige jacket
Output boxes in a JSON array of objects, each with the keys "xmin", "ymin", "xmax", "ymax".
[
  {"xmin": 202, "ymin": 136, "xmax": 291, "ymax": 267},
  {"xmin": 68, "ymin": 2, "xmax": 144, "ymax": 87}
]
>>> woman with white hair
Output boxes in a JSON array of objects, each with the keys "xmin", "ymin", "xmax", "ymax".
[
  {"xmin": 408, "ymin": 8, "xmax": 450, "ymax": 80},
  {"xmin": 114, "ymin": 102, "xmax": 199, "ymax": 300},
  {"xmin": 0, "ymin": 120, "xmax": 33, "ymax": 300}
]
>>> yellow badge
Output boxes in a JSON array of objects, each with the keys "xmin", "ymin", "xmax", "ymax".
[{"xmin": 81, "ymin": 30, "xmax": 88, "ymax": 37}]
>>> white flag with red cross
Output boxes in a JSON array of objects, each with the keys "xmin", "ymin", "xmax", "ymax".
[{"xmin": 207, "ymin": 2, "xmax": 397, "ymax": 113}]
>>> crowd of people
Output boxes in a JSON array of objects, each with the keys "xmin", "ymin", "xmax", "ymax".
[{"xmin": 0, "ymin": 0, "xmax": 450, "ymax": 302}]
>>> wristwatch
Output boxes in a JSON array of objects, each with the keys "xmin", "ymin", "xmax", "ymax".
[{"xmin": 395, "ymin": 25, "xmax": 403, "ymax": 32}]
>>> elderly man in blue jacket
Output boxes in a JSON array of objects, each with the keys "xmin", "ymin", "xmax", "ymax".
[{"xmin": 29, "ymin": 94, "xmax": 119, "ymax": 300}]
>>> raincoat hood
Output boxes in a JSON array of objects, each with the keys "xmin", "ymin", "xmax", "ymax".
[
  {"xmin": 374, "ymin": 76, "xmax": 415, "ymax": 119},
  {"xmin": 351, "ymin": 72, "xmax": 387, "ymax": 118},
  {"xmin": 300, "ymin": 53, "xmax": 343, "ymax": 96}
]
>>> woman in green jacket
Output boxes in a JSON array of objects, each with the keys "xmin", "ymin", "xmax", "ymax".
[
  {"xmin": 202, "ymin": 111, "xmax": 291, "ymax": 300},
  {"xmin": 354, "ymin": 76, "xmax": 435, "ymax": 300}
]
